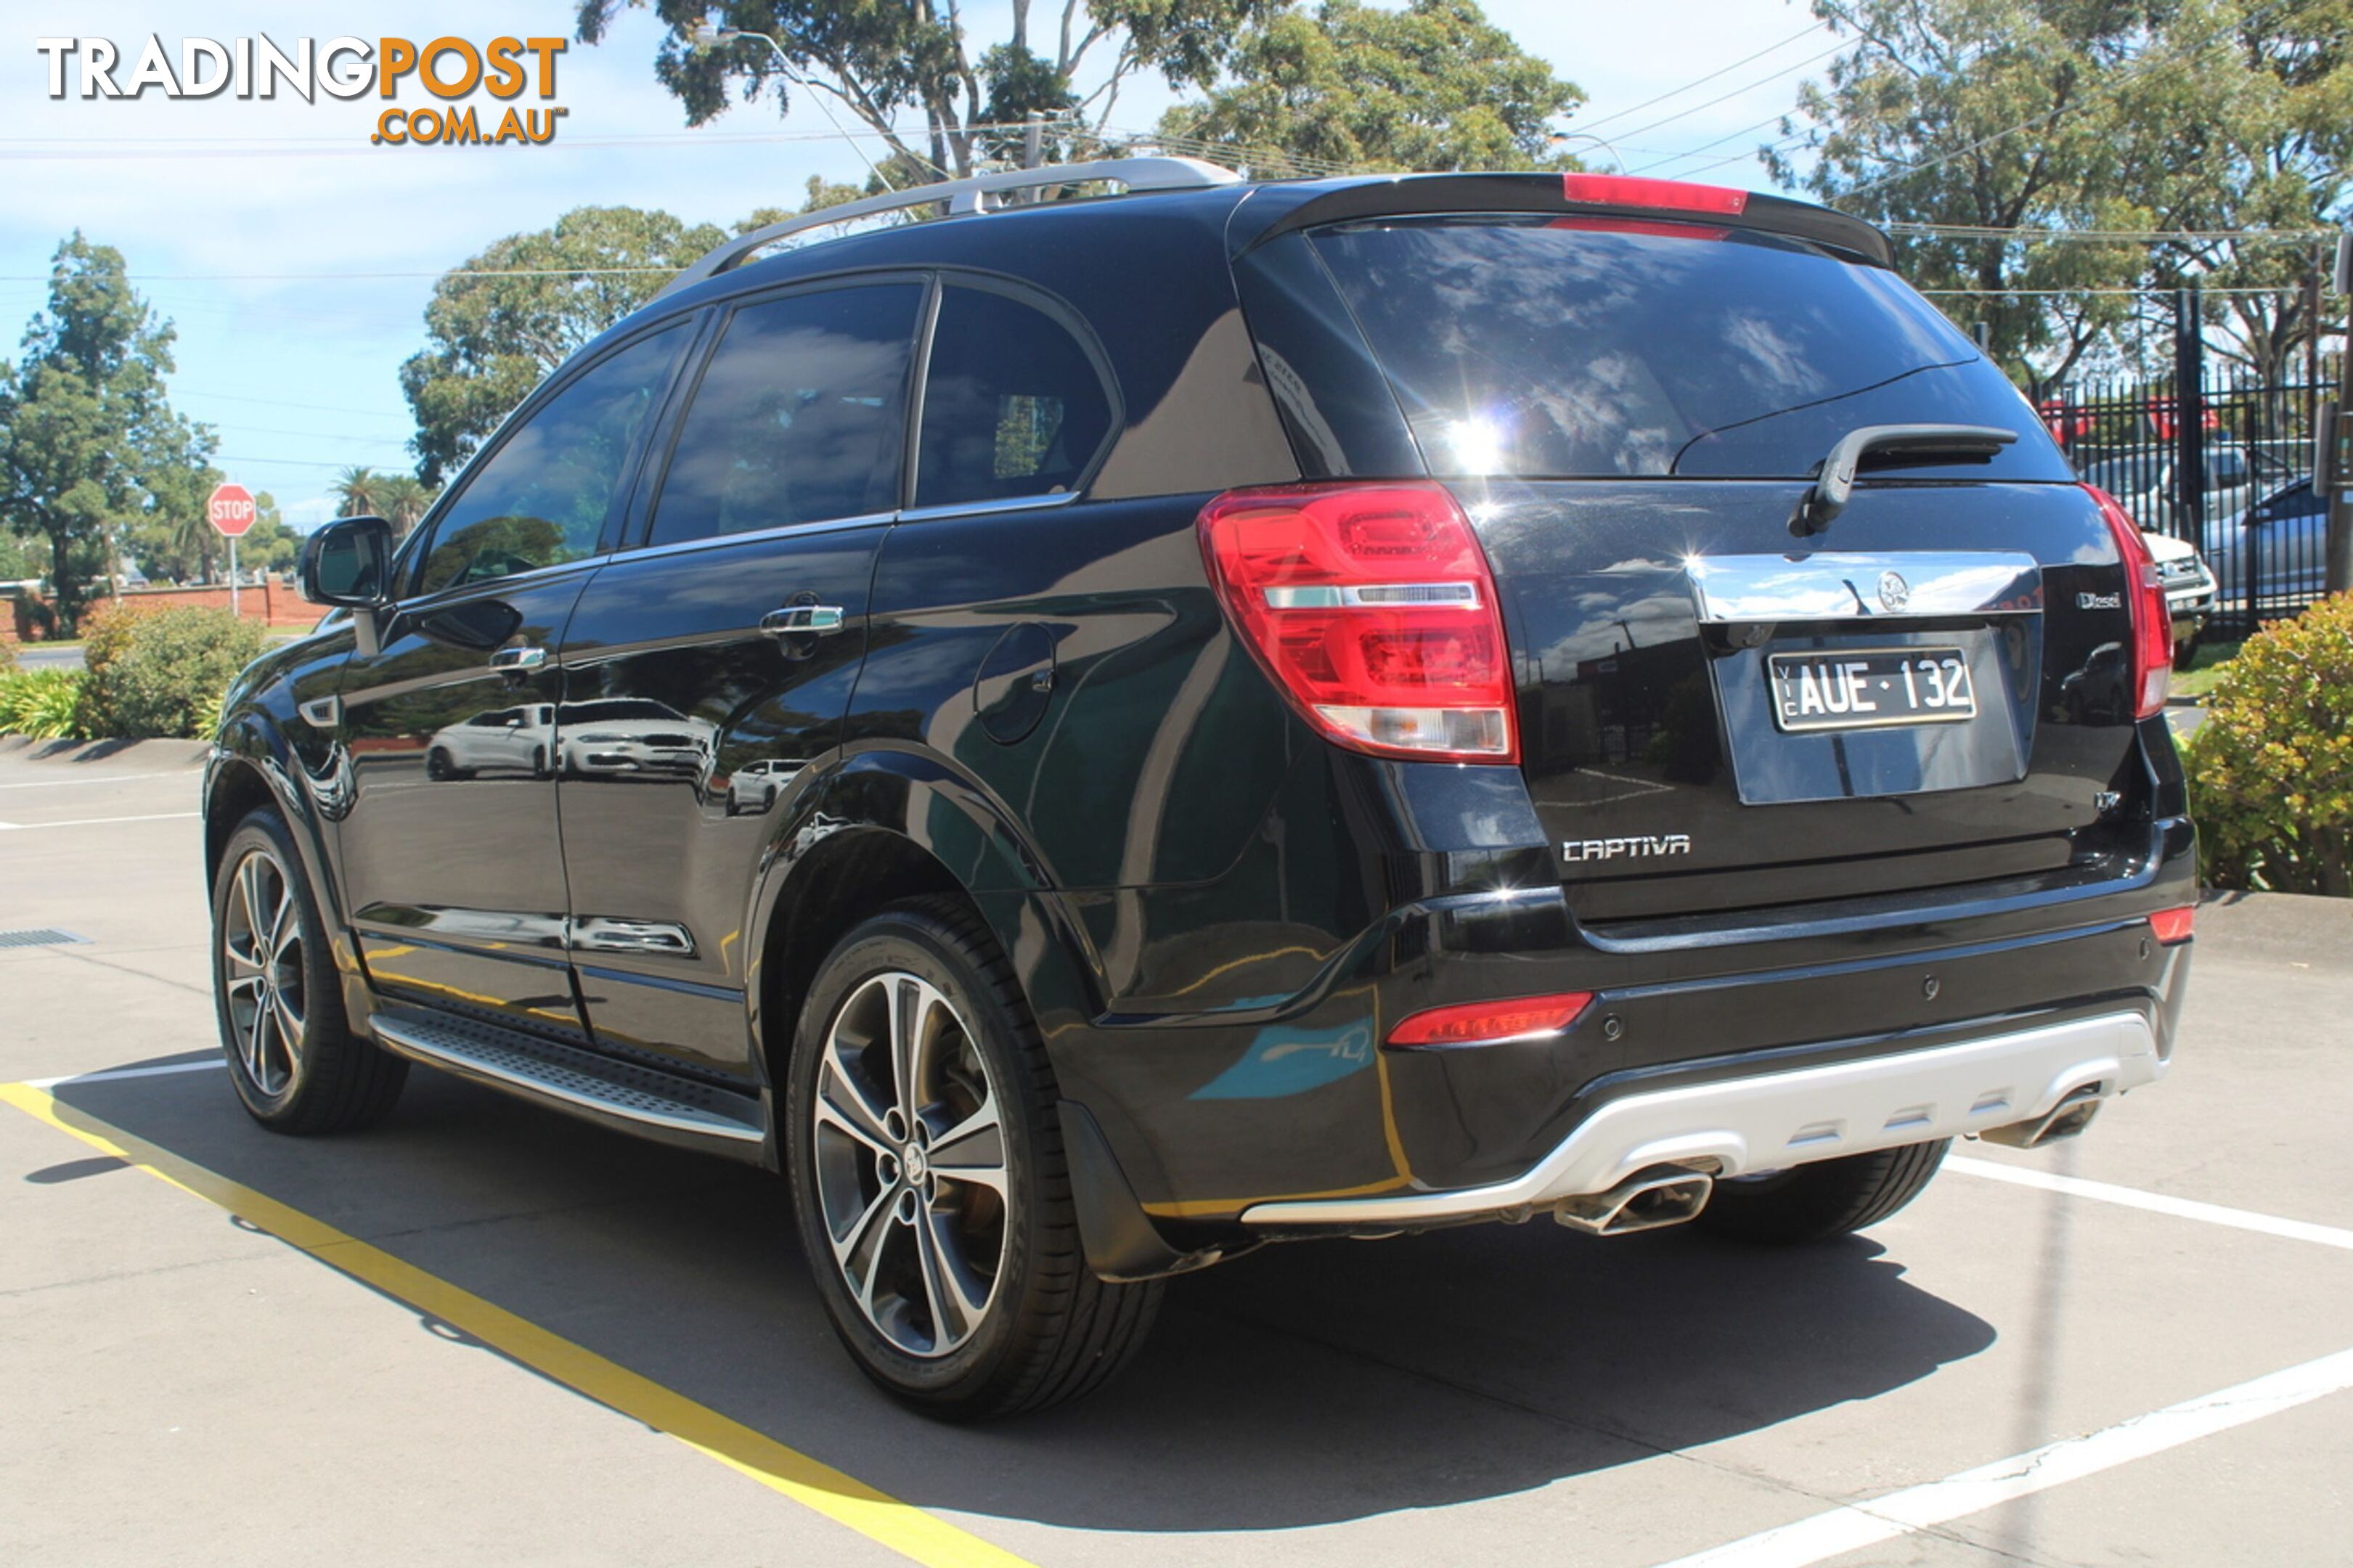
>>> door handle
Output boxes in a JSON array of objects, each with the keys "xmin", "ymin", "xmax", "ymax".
[
  {"xmin": 760, "ymin": 605, "xmax": 847, "ymax": 637},
  {"xmin": 489, "ymin": 645, "xmax": 550, "ymax": 671}
]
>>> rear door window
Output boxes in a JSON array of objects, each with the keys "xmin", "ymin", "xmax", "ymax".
[
  {"xmin": 648, "ymin": 282, "xmax": 923, "ymax": 546},
  {"xmin": 1305, "ymin": 216, "xmax": 2066, "ymax": 481},
  {"xmin": 914, "ymin": 283, "xmax": 1115, "ymax": 509}
]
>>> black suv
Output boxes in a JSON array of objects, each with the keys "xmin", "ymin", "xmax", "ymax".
[{"xmin": 205, "ymin": 163, "xmax": 2194, "ymax": 1418}]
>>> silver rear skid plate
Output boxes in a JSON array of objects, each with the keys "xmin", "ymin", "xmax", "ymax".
[{"xmin": 1241, "ymin": 1011, "xmax": 2162, "ymax": 1229}]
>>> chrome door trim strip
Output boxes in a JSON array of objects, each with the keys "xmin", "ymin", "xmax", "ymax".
[
  {"xmin": 896, "ymin": 490, "xmax": 1083, "ymax": 524},
  {"xmin": 1686, "ymin": 550, "xmax": 2043, "ymax": 622}
]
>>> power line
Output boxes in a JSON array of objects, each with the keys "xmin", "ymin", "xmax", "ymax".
[
  {"xmin": 1604, "ymin": 38, "xmax": 1854, "ymax": 147},
  {"xmin": 1570, "ymin": 21, "xmax": 1832, "ymax": 136},
  {"xmin": 174, "ymin": 388, "xmax": 415, "ymax": 420},
  {"xmin": 1625, "ymin": 107, "xmax": 1793, "ymax": 175},
  {"xmin": 1891, "ymin": 223, "xmax": 2333, "ymax": 245}
]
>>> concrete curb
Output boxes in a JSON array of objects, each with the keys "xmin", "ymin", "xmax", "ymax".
[{"xmin": 0, "ymin": 736, "xmax": 211, "ymax": 768}]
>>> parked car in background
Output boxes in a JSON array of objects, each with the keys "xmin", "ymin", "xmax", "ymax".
[
  {"xmin": 2079, "ymin": 443, "xmax": 2258, "ymax": 529},
  {"xmin": 425, "ymin": 703, "xmax": 556, "ymax": 780},
  {"xmin": 2209, "ymin": 478, "xmax": 2333, "ymax": 616},
  {"xmin": 2140, "ymin": 531, "xmax": 2217, "ymax": 669}
]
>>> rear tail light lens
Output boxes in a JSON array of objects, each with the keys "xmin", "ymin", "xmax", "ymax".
[
  {"xmin": 2085, "ymin": 484, "xmax": 2172, "ymax": 719},
  {"xmin": 2149, "ymin": 905, "xmax": 2195, "ymax": 944},
  {"xmin": 1198, "ymin": 483, "xmax": 1519, "ymax": 762},
  {"xmin": 1387, "ymin": 992, "xmax": 1594, "ymax": 1048},
  {"xmin": 1560, "ymin": 172, "xmax": 1750, "ymax": 215}
]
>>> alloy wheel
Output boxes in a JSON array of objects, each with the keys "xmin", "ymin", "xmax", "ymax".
[
  {"xmin": 811, "ymin": 971, "xmax": 1009, "ymax": 1357},
  {"xmin": 220, "ymin": 847, "xmax": 306, "ymax": 1097}
]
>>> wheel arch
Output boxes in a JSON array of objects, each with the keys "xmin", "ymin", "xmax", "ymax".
[{"xmin": 746, "ymin": 751, "xmax": 1190, "ymax": 1280}]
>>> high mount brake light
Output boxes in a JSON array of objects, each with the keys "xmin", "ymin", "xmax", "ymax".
[
  {"xmin": 2084, "ymin": 484, "xmax": 2173, "ymax": 719},
  {"xmin": 1387, "ymin": 992, "xmax": 1595, "ymax": 1049},
  {"xmin": 1197, "ymin": 483, "xmax": 1520, "ymax": 764},
  {"xmin": 2149, "ymin": 905, "xmax": 2195, "ymax": 945},
  {"xmin": 1560, "ymin": 172, "xmax": 1750, "ymax": 216}
]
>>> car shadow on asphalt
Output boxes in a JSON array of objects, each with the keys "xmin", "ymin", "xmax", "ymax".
[{"xmin": 41, "ymin": 1055, "xmax": 1997, "ymax": 1532}]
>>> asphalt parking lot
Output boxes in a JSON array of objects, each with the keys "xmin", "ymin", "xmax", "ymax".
[{"xmin": 4, "ymin": 735, "xmax": 2349, "ymax": 1567}]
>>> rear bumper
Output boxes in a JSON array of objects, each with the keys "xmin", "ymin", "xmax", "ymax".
[{"xmin": 1241, "ymin": 1009, "xmax": 2161, "ymax": 1227}]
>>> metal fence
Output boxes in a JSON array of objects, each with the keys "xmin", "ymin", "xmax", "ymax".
[{"xmin": 2034, "ymin": 362, "xmax": 2335, "ymax": 636}]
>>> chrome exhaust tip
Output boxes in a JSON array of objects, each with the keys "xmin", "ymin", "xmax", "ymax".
[
  {"xmin": 1980, "ymin": 1082, "xmax": 2107, "ymax": 1149},
  {"xmin": 1554, "ymin": 1166, "xmax": 1715, "ymax": 1236}
]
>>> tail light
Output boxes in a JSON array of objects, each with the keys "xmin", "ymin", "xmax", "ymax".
[
  {"xmin": 1561, "ymin": 172, "xmax": 1749, "ymax": 216},
  {"xmin": 1198, "ymin": 483, "xmax": 1519, "ymax": 763},
  {"xmin": 2084, "ymin": 484, "xmax": 2172, "ymax": 719},
  {"xmin": 2149, "ymin": 905, "xmax": 2195, "ymax": 944},
  {"xmin": 1387, "ymin": 992, "xmax": 1594, "ymax": 1048}
]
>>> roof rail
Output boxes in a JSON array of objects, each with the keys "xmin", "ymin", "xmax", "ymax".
[{"xmin": 658, "ymin": 155, "xmax": 1244, "ymax": 298}]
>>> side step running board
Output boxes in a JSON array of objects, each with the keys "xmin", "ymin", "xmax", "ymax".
[{"xmin": 369, "ymin": 1007, "xmax": 767, "ymax": 1152}]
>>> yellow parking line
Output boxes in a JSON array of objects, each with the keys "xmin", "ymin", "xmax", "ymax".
[{"xmin": 0, "ymin": 1080, "xmax": 1038, "ymax": 1568}]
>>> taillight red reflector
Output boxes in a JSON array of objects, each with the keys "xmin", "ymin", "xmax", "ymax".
[
  {"xmin": 2084, "ymin": 484, "xmax": 2171, "ymax": 719},
  {"xmin": 1562, "ymin": 172, "xmax": 1749, "ymax": 216},
  {"xmin": 1387, "ymin": 992, "xmax": 1594, "ymax": 1048},
  {"xmin": 2149, "ymin": 905, "xmax": 2195, "ymax": 945},
  {"xmin": 1198, "ymin": 483, "xmax": 1520, "ymax": 763}
]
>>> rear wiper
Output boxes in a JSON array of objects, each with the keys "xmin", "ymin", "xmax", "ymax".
[{"xmin": 1790, "ymin": 423, "xmax": 2018, "ymax": 535}]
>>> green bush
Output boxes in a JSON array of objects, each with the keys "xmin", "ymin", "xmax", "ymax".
[
  {"xmin": 0, "ymin": 637, "xmax": 15, "ymax": 674},
  {"xmin": 0, "ymin": 669, "xmax": 88, "ymax": 740},
  {"xmin": 2183, "ymin": 595, "xmax": 2353, "ymax": 897},
  {"xmin": 73, "ymin": 603, "xmax": 265, "ymax": 740}
]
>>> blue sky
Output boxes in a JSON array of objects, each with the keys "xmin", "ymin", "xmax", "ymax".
[{"xmin": 1, "ymin": 1, "xmax": 1838, "ymax": 527}]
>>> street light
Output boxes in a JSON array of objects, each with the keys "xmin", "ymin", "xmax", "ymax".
[{"xmin": 688, "ymin": 20, "xmax": 896, "ymax": 189}]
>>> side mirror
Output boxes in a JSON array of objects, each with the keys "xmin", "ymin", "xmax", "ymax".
[{"xmin": 298, "ymin": 515, "xmax": 395, "ymax": 608}]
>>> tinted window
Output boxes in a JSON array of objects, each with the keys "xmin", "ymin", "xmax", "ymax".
[
  {"xmin": 1308, "ymin": 216, "xmax": 2064, "ymax": 481},
  {"xmin": 915, "ymin": 285, "xmax": 1114, "ymax": 507},
  {"xmin": 649, "ymin": 284, "xmax": 921, "ymax": 546},
  {"xmin": 416, "ymin": 325, "xmax": 686, "ymax": 595}
]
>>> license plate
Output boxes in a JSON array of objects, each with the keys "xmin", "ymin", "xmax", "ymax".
[{"xmin": 1768, "ymin": 648, "xmax": 1975, "ymax": 733}]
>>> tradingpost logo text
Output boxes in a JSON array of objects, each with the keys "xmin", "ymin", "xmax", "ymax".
[{"xmin": 36, "ymin": 35, "xmax": 571, "ymax": 146}]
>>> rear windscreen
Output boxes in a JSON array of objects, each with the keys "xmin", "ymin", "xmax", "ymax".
[{"xmin": 1308, "ymin": 216, "xmax": 2067, "ymax": 481}]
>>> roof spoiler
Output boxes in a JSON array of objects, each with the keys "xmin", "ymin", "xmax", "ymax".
[{"xmin": 1233, "ymin": 172, "xmax": 1893, "ymax": 268}]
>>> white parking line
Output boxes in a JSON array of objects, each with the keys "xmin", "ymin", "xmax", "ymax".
[
  {"xmin": 1656, "ymin": 1346, "xmax": 2353, "ymax": 1568},
  {"xmin": 22, "ymin": 1059, "xmax": 226, "ymax": 1090},
  {"xmin": 1951, "ymin": 1156, "xmax": 2353, "ymax": 1251},
  {"xmin": 0, "ymin": 772, "xmax": 188, "ymax": 791},
  {"xmin": 0, "ymin": 812, "xmax": 200, "ymax": 830}
]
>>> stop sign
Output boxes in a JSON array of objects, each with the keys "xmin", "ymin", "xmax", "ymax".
[{"xmin": 207, "ymin": 482, "xmax": 257, "ymax": 537}]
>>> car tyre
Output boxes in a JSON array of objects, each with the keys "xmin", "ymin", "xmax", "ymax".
[
  {"xmin": 1696, "ymin": 1138, "xmax": 1949, "ymax": 1245},
  {"xmin": 211, "ymin": 807, "xmax": 407, "ymax": 1133},
  {"xmin": 786, "ymin": 898, "xmax": 1163, "ymax": 1420},
  {"xmin": 2171, "ymin": 632, "xmax": 2201, "ymax": 672},
  {"xmin": 425, "ymin": 747, "xmax": 458, "ymax": 781}
]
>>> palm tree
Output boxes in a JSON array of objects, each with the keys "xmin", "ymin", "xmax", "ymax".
[
  {"xmin": 375, "ymin": 475, "xmax": 439, "ymax": 540},
  {"xmin": 333, "ymin": 465, "xmax": 388, "ymax": 519}
]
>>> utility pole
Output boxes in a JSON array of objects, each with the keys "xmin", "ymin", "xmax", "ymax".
[{"xmin": 2328, "ymin": 236, "xmax": 2353, "ymax": 595}]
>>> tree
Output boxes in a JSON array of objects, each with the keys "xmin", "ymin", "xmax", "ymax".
[
  {"xmin": 334, "ymin": 465, "xmax": 390, "ymax": 518},
  {"xmin": 375, "ymin": 475, "xmax": 439, "ymax": 539},
  {"xmin": 1777, "ymin": 0, "xmax": 2353, "ymax": 383},
  {"xmin": 238, "ymin": 493, "xmax": 301, "ymax": 575},
  {"xmin": 0, "ymin": 234, "xmax": 200, "ymax": 632},
  {"xmin": 1159, "ymin": 0, "xmax": 1582, "ymax": 176},
  {"xmin": 1771, "ymin": 1, "xmax": 2153, "ymax": 381},
  {"xmin": 573, "ymin": 0, "xmax": 1281, "ymax": 181},
  {"xmin": 399, "ymin": 205, "xmax": 725, "ymax": 482}
]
